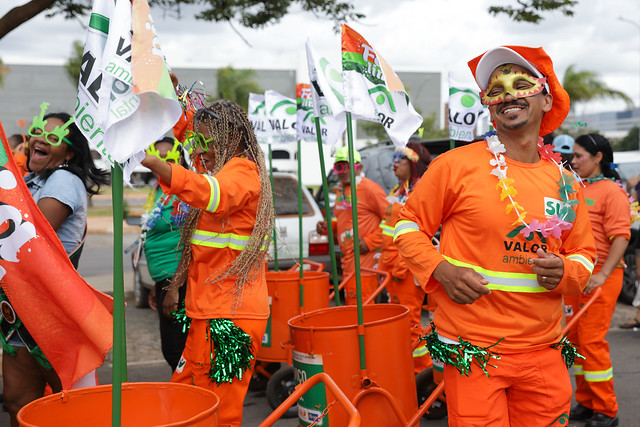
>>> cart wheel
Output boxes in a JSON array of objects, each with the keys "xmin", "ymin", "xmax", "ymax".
[
  {"xmin": 415, "ymin": 367, "xmax": 447, "ymax": 420},
  {"xmin": 249, "ymin": 362, "xmax": 281, "ymax": 391},
  {"xmin": 266, "ymin": 365, "xmax": 298, "ymax": 418}
]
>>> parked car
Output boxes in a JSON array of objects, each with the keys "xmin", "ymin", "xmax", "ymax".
[{"xmin": 128, "ymin": 172, "xmax": 331, "ymax": 308}]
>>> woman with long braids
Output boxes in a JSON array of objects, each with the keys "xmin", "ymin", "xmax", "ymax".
[
  {"xmin": 2, "ymin": 102, "xmax": 110, "ymax": 425},
  {"xmin": 567, "ymin": 133, "xmax": 629, "ymax": 427},
  {"xmin": 141, "ymin": 99, "xmax": 274, "ymax": 427}
]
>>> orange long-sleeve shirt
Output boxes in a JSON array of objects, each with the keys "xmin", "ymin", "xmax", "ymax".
[
  {"xmin": 332, "ymin": 177, "xmax": 388, "ymax": 277},
  {"xmin": 159, "ymin": 157, "xmax": 269, "ymax": 320},
  {"xmin": 583, "ymin": 179, "xmax": 630, "ymax": 267},
  {"xmin": 395, "ymin": 141, "xmax": 597, "ymax": 353},
  {"xmin": 379, "ymin": 183, "xmax": 414, "ymax": 279}
]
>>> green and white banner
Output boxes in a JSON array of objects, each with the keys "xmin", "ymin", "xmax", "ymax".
[
  {"xmin": 75, "ymin": 0, "xmax": 180, "ymax": 181},
  {"xmin": 448, "ymin": 73, "xmax": 487, "ymax": 142},
  {"xmin": 264, "ymin": 90, "xmax": 297, "ymax": 144},
  {"xmin": 341, "ymin": 24, "xmax": 422, "ymax": 147},
  {"xmin": 304, "ymin": 40, "xmax": 347, "ymax": 146},
  {"xmin": 248, "ymin": 92, "xmax": 271, "ymax": 145}
]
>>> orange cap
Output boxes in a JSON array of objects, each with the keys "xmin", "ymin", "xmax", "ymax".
[{"xmin": 468, "ymin": 45, "xmax": 570, "ymax": 136}]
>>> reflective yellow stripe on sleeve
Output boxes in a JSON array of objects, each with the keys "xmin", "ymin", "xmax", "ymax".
[
  {"xmin": 380, "ymin": 220, "xmax": 394, "ymax": 237},
  {"xmin": 203, "ymin": 176, "xmax": 221, "ymax": 213},
  {"xmin": 566, "ymin": 254, "xmax": 595, "ymax": 274},
  {"xmin": 443, "ymin": 255, "xmax": 547, "ymax": 293},
  {"xmin": 393, "ymin": 220, "xmax": 420, "ymax": 242}
]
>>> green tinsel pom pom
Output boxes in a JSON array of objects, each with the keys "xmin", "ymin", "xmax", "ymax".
[
  {"xmin": 206, "ymin": 319, "xmax": 255, "ymax": 386},
  {"xmin": 421, "ymin": 322, "xmax": 502, "ymax": 377},
  {"xmin": 172, "ymin": 305, "xmax": 191, "ymax": 334},
  {"xmin": 551, "ymin": 333, "xmax": 585, "ymax": 368}
]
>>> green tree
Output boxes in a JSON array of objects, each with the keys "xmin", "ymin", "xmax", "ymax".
[
  {"xmin": 612, "ymin": 126, "xmax": 639, "ymax": 151},
  {"xmin": 64, "ymin": 39, "xmax": 84, "ymax": 84},
  {"xmin": 216, "ymin": 66, "xmax": 262, "ymax": 111},
  {"xmin": 563, "ymin": 64, "xmax": 634, "ymax": 109},
  {"xmin": 489, "ymin": 0, "xmax": 578, "ymax": 23},
  {"xmin": 0, "ymin": 1, "xmax": 363, "ymax": 41}
]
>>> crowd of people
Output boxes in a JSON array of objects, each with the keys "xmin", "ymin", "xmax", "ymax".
[{"xmin": 2, "ymin": 43, "xmax": 638, "ymax": 427}]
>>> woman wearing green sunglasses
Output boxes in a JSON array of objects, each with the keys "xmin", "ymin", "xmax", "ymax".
[{"xmin": 2, "ymin": 102, "xmax": 109, "ymax": 425}]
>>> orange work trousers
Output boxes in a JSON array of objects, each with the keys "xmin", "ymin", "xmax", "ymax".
[
  {"xmin": 171, "ymin": 317, "xmax": 267, "ymax": 427},
  {"xmin": 443, "ymin": 346, "xmax": 572, "ymax": 426},
  {"xmin": 565, "ymin": 266, "xmax": 622, "ymax": 418},
  {"xmin": 386, "ymin": 272, "xmax": 432, "ymax": 373}
]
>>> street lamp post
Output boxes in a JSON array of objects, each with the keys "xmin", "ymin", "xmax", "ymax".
[{"xmin": 619, "ymin": 17, "xmax": 640, "ymax": 150}]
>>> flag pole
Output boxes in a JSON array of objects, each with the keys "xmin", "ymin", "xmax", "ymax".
[
  {"xmin": 297, "ymin": 138, "xmax": 305, "ymax": 307},
  {"xmin": 268, "ymin": 144, "xmax": 279, "ymax": 270},
  {"xmin": 111, "ymin": 165, "xmax": 127, "ymax": 427},
  {"xmin": 313, "ymin": 118, "xmax": 341, "ymax": 305},
  {"xmin": 345, "ymin": 112, "xmax": 366, "ymax": 372}
]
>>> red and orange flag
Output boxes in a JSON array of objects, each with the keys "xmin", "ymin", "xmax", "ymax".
[{"xmin": 0, "ymin": 121, "xmax": 113, "ymax": 390}]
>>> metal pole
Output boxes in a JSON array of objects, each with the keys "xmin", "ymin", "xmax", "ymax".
[
  {"xmin": 314, "ymin": 118, "xmax": 341, "ymax": 305},
  {"xmin": 111, "ymin": 165, "xmax": 127, "ymax": 427},
  {"xmin": 268, "ymin": 145, "xmax": 278, "ymax": 270},
  {"xmin": 345, "ymin": 112, "xmax": 366, "ymax": 371}
]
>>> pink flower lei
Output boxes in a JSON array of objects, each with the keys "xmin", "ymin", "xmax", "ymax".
[{"xmin": 485, "ymin": 132, "xmax": 579, "ymax": 241}]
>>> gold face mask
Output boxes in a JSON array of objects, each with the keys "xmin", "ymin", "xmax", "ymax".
[{"xmin": 480, "ymin": 66, "xmax": 547, "ymax": 106}]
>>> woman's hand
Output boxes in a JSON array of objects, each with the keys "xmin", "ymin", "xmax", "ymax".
[
  {"xmin": 583, "ymin": 271, "xmax": 606, "ymax": 295},
  {"xmin": 162, "ymin": 286, "xmax": 180, "ymax": 318},
  {"xmin": 141, "ymin": 153, "xmax": 172, "ymax": 184}
]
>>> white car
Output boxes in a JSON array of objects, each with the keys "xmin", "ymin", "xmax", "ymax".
[{"xmin": 130, "ymin": 172, "xmax": 331, "ymax": 307}]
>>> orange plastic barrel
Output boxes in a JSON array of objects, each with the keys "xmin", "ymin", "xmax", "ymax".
[
  {"xmin": 259, "ymin": 270, "xmax": 330, "ymax": 362},
  {"xmin": 17, "ymin": 382, "xmax": 219, "ymax": 427},
  {"xmin": 289, "ymin": 304, "xmax": 417, "ymax": 427}
]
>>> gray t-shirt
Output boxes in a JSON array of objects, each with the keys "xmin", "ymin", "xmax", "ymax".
[{"xmin": 24, "ymin": 169, "xmax": 87, "ymax": 254}]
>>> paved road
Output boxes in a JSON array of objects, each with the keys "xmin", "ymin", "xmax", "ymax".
[{"xmin": 2, "ymin": 232, "xmax": 639, "ymax": 426}]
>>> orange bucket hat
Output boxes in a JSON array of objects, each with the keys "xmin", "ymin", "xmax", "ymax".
[{"xmin": 467, "ymin": 45, "xmax": 570, "ymax": 136}]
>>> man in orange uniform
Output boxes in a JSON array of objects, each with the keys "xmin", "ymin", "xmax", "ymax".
[
  {"xmin": 317, "ymin": 146, "xmax": 388, "ymax": 305},
  {"xmin": 395, "ymin": 46, "xmax": 597, "ymax": 426}
]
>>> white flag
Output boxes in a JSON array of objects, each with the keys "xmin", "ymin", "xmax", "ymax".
[
  {"xmin": 75, "ymin": 0, "xmax": 181, "ymax": 181},
  {"xmin": 448, "ymin": 73, "xmax": 487, "ymax": 142},
  {"xmin": 248, "ymin": 93, "xmax": 271, "ymax": 144},
  {"xmin": 341, "ymin": 24, "xmax": 422, "ymax": 147},
  {"xmin": 304, "ymin": 41, "xmax": 347, "ymax": 145},
  {"xmin": 264, "ymin": 90, "xmax": 297, "ymax": 144}
]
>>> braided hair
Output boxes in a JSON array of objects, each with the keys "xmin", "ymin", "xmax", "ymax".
[
  {"xmin": 171, "ymin": 100, "xmax": 274, "ymax": 310},
  {"xmin": 574, "ymin": 133, "xmax": 620, "ymax": 180}
]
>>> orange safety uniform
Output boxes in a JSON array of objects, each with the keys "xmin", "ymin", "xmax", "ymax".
[
  {"xmin": 332, "ymin": 176, "xmax": 387, "ymax": 305},
  {"xmin": 378, "ymin": 182, "xmax": 431, "ymax": 373},
  {"xmin": 11, "ymin": 151, "xmax": 29, "ymax": 176},
  {"xmin": 160, "ymin": 158, "xmax": 268, "ymax": 427},
  {"xmin": 565, "ymin": 179, "xmax": 630, "ymax": 418},
  {"xmin": 394, "ymin": 142, "xmax": 597, "ymax": 425}
]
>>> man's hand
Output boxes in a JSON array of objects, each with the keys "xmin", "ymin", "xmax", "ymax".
[
  {"xmin": 531, "ymin": 248, "xmax": 564, "ymax": 290},
  {"xmin": 358, "ymin": 237, "xmax": 369, "ymax": 254},
  {"xmin": 433, "ymin": 261, "xmax": 491, "ymax": 304},
  {"xmin": 316, "ymin": 221, "xmax": 328, "ymax": 235}
]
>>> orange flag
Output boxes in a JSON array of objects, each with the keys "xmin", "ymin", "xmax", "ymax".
[{"xmin": 0, "ymin": 120, "xmax": 113, "ymax": 390}]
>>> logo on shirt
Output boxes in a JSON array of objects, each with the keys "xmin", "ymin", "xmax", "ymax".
[{"xmin": 544, "ymin": 197, "xmax": 570, "ymax": 218}]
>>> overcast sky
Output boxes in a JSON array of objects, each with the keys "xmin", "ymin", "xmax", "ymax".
[{"xmin": 1, "ymin": 0, "xmax": 639, "ymax": 115}]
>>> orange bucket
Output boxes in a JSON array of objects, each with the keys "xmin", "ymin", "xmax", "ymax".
[
  {"xmin": 343, "ymin": 270, "xmax": 379, "ymax": 305},
  {"xmin": 17, "ymin": 382, "xmax": 220, "ymax": 427},
  {"xmin": 260, "ymin": 270, "xmax": 330, "ymax": 362},
  {"xmin": 289, "ymin": 304, "xmax": 417, "ymax": 427}
]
